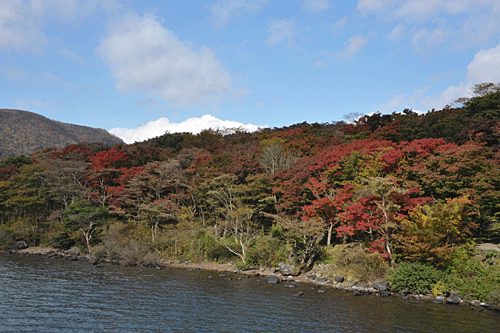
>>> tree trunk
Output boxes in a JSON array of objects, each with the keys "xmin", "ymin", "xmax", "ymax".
[{"xmin": 327, "ymin": 223, "xmax": 334, "ymax": 247}]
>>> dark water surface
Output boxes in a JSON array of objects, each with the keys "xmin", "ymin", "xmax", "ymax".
[{"xmin": 1, "ymin": 254, "xmax": 499, "ymax": 332}]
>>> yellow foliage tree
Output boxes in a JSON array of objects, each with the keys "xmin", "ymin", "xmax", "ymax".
[{"xmin": 394, "ymin": 196, "xmax": 476, "ymax": 266}]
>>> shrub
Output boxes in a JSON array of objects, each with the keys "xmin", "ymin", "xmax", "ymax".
[
  {"xmin": 51, "ymin": 232, "xmax": 75, "ymax": 250},
  {"xmin": 0, "ymin": 227, "xmax": 15, "ymax": 250},
  {"xmin": 245, "ymin": 236, "xmax": 290, "ymax": 268},
  {"xmin": 442, "ymin": 247, "xmax": 500, "ymax": 302},
  {"xmin": 98, "ymin": 223, "xmax": 157, "ymax": 266},
  {"xmin": 390, "ymin": 262, "xmax": 442, "ymax": 294},
  {"xmin": 331, "ymin": 244, "xmax": 390, "ymax": 283}
]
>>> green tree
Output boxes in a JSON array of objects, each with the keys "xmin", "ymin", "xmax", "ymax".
[
  {"xmin": 394, "ymin": 196, "xmax": 476, "ymax": 266},
  {"xmin": 63, "ymin": 200, "xmax": 108, "ymax": 254},
  {"xmin": 207, "ymin": 174, "xmax": 259, "ymax": 265}
]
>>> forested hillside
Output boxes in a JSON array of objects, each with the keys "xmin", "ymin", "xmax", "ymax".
[
  {"xmin": 0, "ymin": 109, "xmax": 123, "ymax": 157},
  {"xmin": 1, "ymin": 84, "xmax": 500, "ymax": 305}
]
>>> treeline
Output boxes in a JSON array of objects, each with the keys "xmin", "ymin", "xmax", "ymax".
[{"xmin": 1, "ymin": 84, "xmax": 500, "ymax": 304}]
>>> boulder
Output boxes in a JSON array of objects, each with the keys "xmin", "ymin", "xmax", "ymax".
[
  {"xmin": 432, "ymin": 296, "xmax": 445, "ymax": 304},
  {"xmin": 373, "ymin": 281, "xmax": 390, "ymax": 291},
  {"xmin": 265, "ymin": 276, "xmax": 281, "ymax": 284},
  {"xmin": 334, "ymin": 275, "xmax": 344, "ymax": 283},
  {"xmin": 16, "ymin": 241, "xmax": 28, "ymax": 250},
  {"xmin": 353, "ymin": 289, "xmax": 368, "ymax": 296},
  {"xmin": 446, "ymin": 292, "xmax": 461, "ymax": 305},
  {"xmin": 278, "ymin": 262, "xmax": 295, "ymax": 276},
  {"xmin": 379, "ymin": 290, "xmax": 391, "ymax": 298},
  {"xmin": 294, "ymin": 291, "xmax": 304, "ymax": 297}
]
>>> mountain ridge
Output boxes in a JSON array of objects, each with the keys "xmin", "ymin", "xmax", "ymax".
[{"xmin": 0, "ymin": 109, "xmax": 124, "ymax": 158}]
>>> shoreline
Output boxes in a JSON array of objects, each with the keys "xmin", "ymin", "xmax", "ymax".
[{"xmin": 4, "ymin": 246, "xmax": 500, "ymax": 313}]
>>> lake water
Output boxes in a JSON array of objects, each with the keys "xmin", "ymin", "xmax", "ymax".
[{"xmin": 1, "ymin": 254, "xmax": 499, "ymax": 332}]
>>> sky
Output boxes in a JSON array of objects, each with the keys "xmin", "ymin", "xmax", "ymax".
[{"xmin": 2, "ymin": 0, "xmax": 500, "ymax": 144}]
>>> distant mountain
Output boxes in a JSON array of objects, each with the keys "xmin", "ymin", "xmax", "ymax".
[{"xmin": 0, "ymin": 109, "xmax": 124, "ymax": 158}]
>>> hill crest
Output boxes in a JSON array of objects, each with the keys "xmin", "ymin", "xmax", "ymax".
[{"xmin": 0, "ymin": 109, "xmax": 123, "ymax": 158}]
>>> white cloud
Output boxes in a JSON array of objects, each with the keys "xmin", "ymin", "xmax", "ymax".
[
  {"xmin": 412, "ymin": 26, "xmax": 447, "ymax": 54},
  {"xmin": 420, "ymin": 42, "xmax": 500, "ymax": 110},
  {"xmin": 29, "ymin": 0, "xmax": 100, "ymax": 22},
  {"xmin": 13, "ymin": 98, "xmax": 56, "ymax": 111},
  {"xmin": 389, "ymin": 24, "xmax": 404, "ymax": 41},
  {"xmin": 303, "ymin": 0, "xmax": 329, "ymax": 12},
  {"xmin": 376, "ymin": 85, "xmax": 430, "ymax": 112},
  {"xmin": 331, "ymin": 17, "xmax": 347, "ymax": 37},
  {"xmin": 210, "ymin": 0, "xmax": 267, "ymax": 28},
  {"xmin": 421, "ymin": 82, "xmax": 470, "ymax": 110},
  {"xmin": 109, "ymin": 114, "xmax": 265, "ymax": 144},
  {"xmin": 39, "ymin": 71, "xmax": 62, "ymax": 82},
  {"xmin": 467, "ymin": 43, "xmax": 500, "ymax": 83},
  {"xmin": 341, "ymin": 35, "xmax": 369, "ymax": 58},
  {"xmin": 0, "ymin": 0, "xmax": 119, "ymax": 54},
  {"xmin": 135, "ymin": 97, "xmax": 156, "ymax": 108},
  {"xmin": 0, "ymin": 0, "xmax": 48, "ymax": 54},
  {"xmin": 231, "ymin": 88, "xmax": 252, "ymax": 101},
  {"xmin": 357, "ymin": 1, "xmax": 500, "ymax": 52},
  {"xmin": 265, "ymin": 19, "xmax": 297, "ymax": 47},
  {"xmin": 376, "ymin": 93, "xmax": 406, "ymax": 112},
  {"xmin": 98, "ymin": 13, "xmax": 232, "ymax": 108},
  {"xmin": 357, "ymin": 0, "xmax": 388, "ymax": 11},
  {"xmin": 1, "ymin": 65, "xmax": 26, "ymax": 82},
  {"xmin": 59, "ymin": 47, "xmax": 86, "ymax": 65},
  {"xmin": 316, "ymin": 61, "xmax": 324, "ymax": 68}
]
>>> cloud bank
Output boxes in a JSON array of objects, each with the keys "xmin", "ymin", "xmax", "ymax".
[
  {"xmin": 110, "ymin": 114, "xmax": 265, "ymax": 144},
  {"xmin": 98, "ymin": 13, "xmax": 232, "ymax": 108}
]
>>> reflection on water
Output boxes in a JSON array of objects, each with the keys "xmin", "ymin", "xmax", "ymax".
[{"xmin": 1, "ymin": 254, "xmax": 499, "ymax": 332}]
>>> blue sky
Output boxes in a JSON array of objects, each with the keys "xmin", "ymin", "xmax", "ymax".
[{"xmin": 2, "ymin": 0, "xmax": 500, "ymax": 143}]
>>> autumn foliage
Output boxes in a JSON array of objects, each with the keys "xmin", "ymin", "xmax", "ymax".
[{"xmin": 1, "ymin": 85, "xmax": 500, "ymax": 275}]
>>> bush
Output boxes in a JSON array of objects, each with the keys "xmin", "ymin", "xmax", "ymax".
[
  {"xmin": 245, "ymin": 236, "xmax": 290, "ymax": 268},
  {"xmin": 331, "ymin": 244, "xmax": 390, "ymax": 283},
  {"xmin": 390, "ymin": 262, "xmax": 442, "ymax": 294},
  {"xmin": 206, "ymin": 243, "xmax": 235, "ymax": 262},
  {"xmin": 0, "ymin": 227, "xmax": 15, "ymax": 250},
  {"xmin": 98, "ymin": 223, "xmax": 157, "ymax": 266},
  {"xmin": 51, "ymin": 232, "xmax": 75, "ymax": 250},
  {"xmin": 442, "ymin": 247, "xmax": 500, "ymax": 302}
]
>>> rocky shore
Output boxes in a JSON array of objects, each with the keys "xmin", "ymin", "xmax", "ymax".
[{"xmin": 3, "ymin": 246, "xmax": 500, "ymax": 313}]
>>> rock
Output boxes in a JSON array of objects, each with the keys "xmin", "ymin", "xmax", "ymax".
[
  {"xmin": 334, "ymin": 275, "xmax": 344, "ymax": 283},
  {"xmin": 410, "ymin": 295, "xmax": 421, "ymax": 301},
  {"xmin": 373, "ymin": 281, "xmax": 390, "ymax": 291},
  {"xmin": 318, "ymin": 289, "xmax": 326, "ymax": 293},
  {"xmin": 265, "ymin": 276, "xmax": 281, "ymax": 284},
  {"xmin": 89, "ymin": 258, "xmax": 99, "ymax": 265},
  {"xmin": 16, "ymin": 241, "xmax": 28, "ymax": 250},
  {"xmin": 379, "ymin": 290, "xmax": 391, "ymax": 298},
  {"xmin": 469, "ymin": 300, "xmax": 480, "ymax": 306},
  {"xmin": 285, "ymin": 284, "xmax": 297, "ymax": 288},
  {"xmin": 432, "ymin": 296, "xmax": 445, "ymax": 304},
  {"xmin": 353, "ymin": 290, "xmax": 367, "ymax": 296},
  {"xmin": 446, "ymin": 292, "xmax": 461, "ymax": 305},
  {"xmin": 294, "ymin": 291, "xmax": 304, "ymax": 297},
  {"xmin": 278, "ymin": 262, "xmax": 295, "ymax": 276}
]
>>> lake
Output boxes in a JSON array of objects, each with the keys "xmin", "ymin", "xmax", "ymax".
[{"xmin": 1, "ymin": 254, "xmax": 499, "ymax": 332}]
